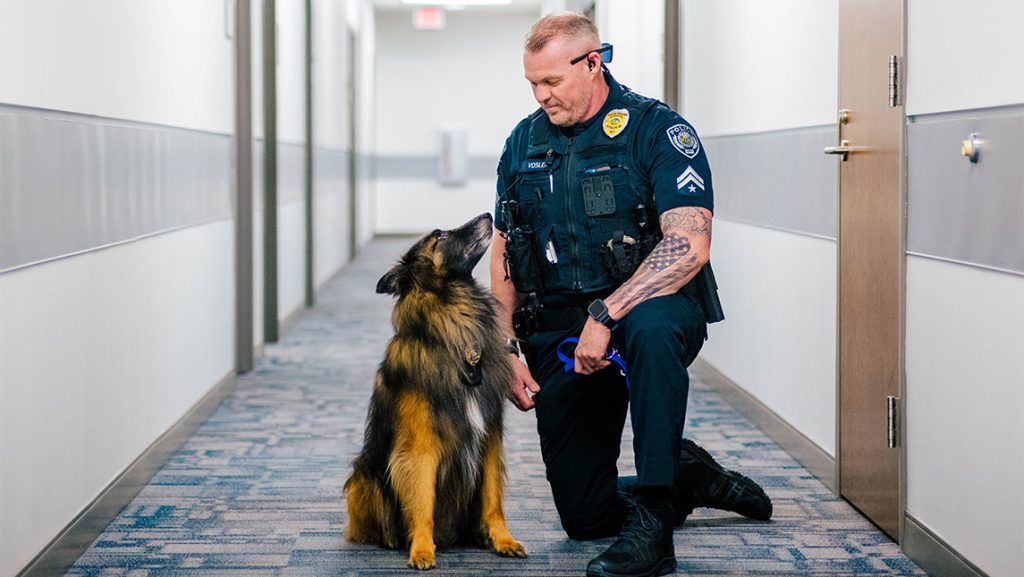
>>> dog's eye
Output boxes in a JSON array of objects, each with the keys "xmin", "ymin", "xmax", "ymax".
[{"xmin": 436, "ymin": 231, "xmax": 449, "ymax": 241}]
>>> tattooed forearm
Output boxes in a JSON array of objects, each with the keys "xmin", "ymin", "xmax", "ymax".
[
  {"xmin": 642, "ymin": 233, "xmax": 691, "ymax": 273},
  {"xmin": 660, "ymin": 208, "xmax": 712, "ymax": 236},
  {"xmin": 606, "ymin": 232, "xmax": 702, "ymax": 312},
  {"xmin": 604, "ymin": 207, "xmax": 712, "ymax": 318}
]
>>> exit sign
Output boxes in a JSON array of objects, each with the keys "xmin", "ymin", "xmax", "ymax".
[{"xmin": 413, "ymin": 7, "xmax": 446, "ymax": 30}]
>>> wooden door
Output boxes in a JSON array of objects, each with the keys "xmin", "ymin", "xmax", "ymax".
[{"xmin": 833, "ymin": 0, "xmax": 905, "ymax": 541}]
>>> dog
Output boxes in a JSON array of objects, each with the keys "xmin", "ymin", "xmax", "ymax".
[{"xmin": 344, "ymin": 213, "xmax": 526, "ymax": 570}]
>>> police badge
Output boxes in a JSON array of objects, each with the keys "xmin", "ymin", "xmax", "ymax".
[
  {"xmin": 667, "ymin": 123, "xmax": 700, "ymax": 158},
  {"xmin": 603, "ymin": 109, "xmax": 629, "ymax": 138}
]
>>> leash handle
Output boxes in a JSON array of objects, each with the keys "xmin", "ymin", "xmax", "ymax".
[{"xmin": 556, "ymin": 337, "xmax": 631, "ymax": 391}]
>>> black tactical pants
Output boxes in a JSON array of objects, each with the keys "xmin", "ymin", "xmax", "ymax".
[{"xmin": 524, "ymin": 293, "xmax": 707, "ymax": 540}]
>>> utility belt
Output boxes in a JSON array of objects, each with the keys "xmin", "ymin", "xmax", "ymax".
[{"xmin": 512, "ymin": 265, "xmax": 724, "ymax": 340}]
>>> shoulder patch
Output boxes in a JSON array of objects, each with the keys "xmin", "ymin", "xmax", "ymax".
[
  {"xmin": 666, "ymin": 123, "xmax": 700, "ymax": 158},
  {"xmin": 676, "ymin": 165, "xmax": 706, "ymax": 196}
]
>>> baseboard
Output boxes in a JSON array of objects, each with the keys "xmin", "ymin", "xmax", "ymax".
[
  {"xmin": 902, "ymin": 514, "xmax": 990, "ymax": 577},
  {"xmin": 17, "ymin": 371, "xmax": 238, "ymax": 577},
  {"xmin": 690, "ymin": 358, "xmax": 838, "ymax": 493}
]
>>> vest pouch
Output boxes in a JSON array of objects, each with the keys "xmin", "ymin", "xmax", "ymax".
[
  {"xmin": 504, "ymin": 226, "xmax": 543, "ymax": 294},
  {"xmin": 600, "ymin": 230, "xmax": 645, "ymax": 282}
]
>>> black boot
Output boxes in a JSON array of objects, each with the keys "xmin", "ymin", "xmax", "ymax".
[
  {"xmin": 586, "ymin": 495, "xmax": 676, "ymax": 577},
  {"xmin": 676, "ymin": 438, "xmax": 772, "ymax": 521}
]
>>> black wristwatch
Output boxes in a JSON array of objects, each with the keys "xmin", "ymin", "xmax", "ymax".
[{"xmin": 587, "ymin": 299, "xmax": 618, "ymax": 331}]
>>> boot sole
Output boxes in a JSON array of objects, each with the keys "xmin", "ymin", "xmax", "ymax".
[
  {"xmin": 586, "ymin": 556, "xmax": 677, "ymax": 577},
  {"xmin": 681, "ymin": 439, "xmax": 772, "ymax": 521}
]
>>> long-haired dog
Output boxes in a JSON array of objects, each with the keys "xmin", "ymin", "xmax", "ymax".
[{"xmin": 344, "ymin": 213, "xmax": 526, "ymax": 570}]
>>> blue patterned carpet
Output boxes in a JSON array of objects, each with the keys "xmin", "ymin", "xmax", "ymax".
[{"xmin": 64, "ymin": 237, "xmax": 927, "ymax": 576}]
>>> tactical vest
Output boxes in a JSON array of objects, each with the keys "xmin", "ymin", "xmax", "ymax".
[{"xmin": 504, "ymin": 89, "xmax": 662, "ymax": 300}]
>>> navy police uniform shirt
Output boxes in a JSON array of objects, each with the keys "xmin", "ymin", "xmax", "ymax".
[{"xmin": 495, "ymin": 70, "xmax": 714, "ymax": 234}]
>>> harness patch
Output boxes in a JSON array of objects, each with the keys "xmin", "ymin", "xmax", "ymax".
[{"xmin": 667, "ymin": 123, "xmax": 700, "ymax": 158}]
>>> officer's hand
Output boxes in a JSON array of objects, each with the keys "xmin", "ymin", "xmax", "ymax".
[
  {"xmin": 575, "ymin": 318, "xmax": 612, "ymax": 375},
  {"xmin": 507, "ymin": 355, "xmax": 541, "ymax": 412}
]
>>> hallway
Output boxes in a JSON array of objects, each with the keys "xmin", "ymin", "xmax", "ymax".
[{"xmin": 64, "ymin": 237, "xmax": 925, "ymax": 577}]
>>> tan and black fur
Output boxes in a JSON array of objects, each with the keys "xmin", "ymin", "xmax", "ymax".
[{"xmin": 344, "ymin": 213, "xmax": 526, "ymax": 570}]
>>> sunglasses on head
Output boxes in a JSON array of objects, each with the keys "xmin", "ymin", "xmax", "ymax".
[{"xmin": 569, "ymin": 42, "xmax": 614, "ymax": 66}]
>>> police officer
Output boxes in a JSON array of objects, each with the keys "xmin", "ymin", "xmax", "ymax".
[{"xmin": 490, "ymin": 13, "xmax": 772, "ymax": 577}]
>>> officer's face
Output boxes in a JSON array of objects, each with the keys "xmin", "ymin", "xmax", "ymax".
[{"xmin": 524, "ymin": 37, "xmax": 599, "ymax": 127}]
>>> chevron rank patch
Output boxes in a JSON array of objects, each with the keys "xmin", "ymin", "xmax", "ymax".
[
  {"xmin": 676, "ymin": 166, "xmax": 705, "ymax": 196},
  {"xmin": 667, "ymin": 123, "xmax": 700, "ymax": 158},
  {"xmin": 603, "ymin": 109, "xmax": 629, "ymax": 138}
]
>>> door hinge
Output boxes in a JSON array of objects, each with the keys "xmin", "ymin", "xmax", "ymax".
[
  {"xmin": 888, "ymin": 55, "xmax": 900, "ymax": 107},
  {"xmin": 887, "ymin": 396, "xmax": 900, "ymax": 448}
]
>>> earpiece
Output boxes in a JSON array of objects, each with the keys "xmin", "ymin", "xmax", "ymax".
[{"xmin": 588, "ymin": 60, "xmax": 595, "ymax": 71}]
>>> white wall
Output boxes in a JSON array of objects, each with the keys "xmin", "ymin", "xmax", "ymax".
[
  {"xmin": 373, "ymin": 9, "xmax": 537, "ymax": 233},
  {"xmin": 355, "ymin": 0, "xmax": 377, "ymax": 247},
  {"xmin": 313, "ymin": 0, "xmax": 351, "ymax": 286},
  {"xmin": 905, "ymin": 257, "xmax": 1024, "ymax": 577},
  {"xmin": 903, "ymin": 3, "xmax": 1024, "ymax": 576},
  {"xmin": 681, "ymin": 0, "xmax": 837, "ymax": 136},
  {"xmin": 595, "ymin": 0, "xmax": 664, "ymax": 101},
  {"xmin": 0, "ymin": 223, "xmax": 235, "ymax": 577},
  {"xmin": 0, "ymin": 2, "xmax": 237, "ymax": 574},
  {"xmin": 0, "ymin": 0, "xmax": 234, "ymax": 134},
  {"xmin": 678, "ymin": 0, "xmax": 840, "ymax": 456},
  {"xmin": 277, "ymin": 0, "xmax": 309, "ymax": 319},
  {"xmin": 700, "ymin": 221, "xmax": 838, "ymax": 454},
  {"xmin": 906, "ymin": 0, "xmax": 1024, "ymax": 115}
]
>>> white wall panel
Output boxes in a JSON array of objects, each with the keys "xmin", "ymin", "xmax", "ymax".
[
  {"xmin": 375, "ymin": 179, "xmax": 496, "ymax": 235},
  {"xmin": 314, "ymin": 0, "xmax": 349, "ymax": 151},
  {"xmin": 0, "ymin": 222, "xmax": 234, "ymax": 577},
  {"xmin": 277, "ymin": 0, "xmax": 308, "ymax": 145},
  {"xmin": 681, "ymin": 0, "xmax": 838, "ymax": 136},
  {"xmin": 356, "ymin": 0, "xmax": 377, "ymax": 248},
  {"xmin": 906, "ymin": 256, "xmax": 1024, "ymax": 577},
  {"xmin": 375, "ymin": 10, "xmax": 537, "ymax": 157},
  {"xmin": 906, "ymin": 0, "xmax": 1024, "ymax": 115},
  {"xmin": 0, "ymin": 0, "xmax": 233, "ymax": 134},
  {"xmin": 373, "ymin": 10, "xmax": 536, "ymax": 233},
  {"xmin": 595, "ymin": 0, "xmax": 664, "ymax": 100},
  {"xmin": 699, "ymin": 220, "xmax": 837, "ymax": 455},
  {"xmin": 278, "ymin": 201, "xmax": 307, "ymax": 321},
  {"xmin": 315, "ymin": 191, "xmax": 348, "ymax": 285}
]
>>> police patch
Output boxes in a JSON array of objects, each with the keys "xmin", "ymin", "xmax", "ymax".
[
  {"xmin": 603, "ymin": 109, "xmax": 629, "ymax": 138},
  {"xmin": 666, "ymin": 123, "xmax": 700, "ymax": 158}
]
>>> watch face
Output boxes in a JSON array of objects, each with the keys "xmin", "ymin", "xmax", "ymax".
[{"xmin": 588, "ymin": 299, "xmax": 607, "ymax": 320}]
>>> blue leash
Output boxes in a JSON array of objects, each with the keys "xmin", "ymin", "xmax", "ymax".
[{"xmin": 556, "ymin": 337, "xmax": 632, "ymax": 390}]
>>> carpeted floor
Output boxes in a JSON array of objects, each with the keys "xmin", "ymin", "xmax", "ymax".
[{"xmin": 64, "ymin": 237, "xmax": 928, "ymax": 577}]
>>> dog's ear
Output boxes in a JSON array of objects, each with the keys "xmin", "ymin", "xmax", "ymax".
[
  {"xmin": 376, "ymin": 265, "xmax": 413, "ymax": 295},
  {"xmin": 376, "ymin": 268, "xmax": 400, "ymax": 294}
]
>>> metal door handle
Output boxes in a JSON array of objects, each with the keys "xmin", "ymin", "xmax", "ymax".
[{"xmin": 823, "ymin": 140, "xmax": 865, "ymax": 161}]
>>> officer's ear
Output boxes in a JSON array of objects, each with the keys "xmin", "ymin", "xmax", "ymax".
[{"xmin": 587, "ymin": 58, "xmax": 596, "ymax": 71}]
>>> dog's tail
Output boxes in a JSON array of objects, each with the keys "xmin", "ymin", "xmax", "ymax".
[{"xmin": 345, "ymin": 471, "xmax": 391, "ymax": 546}]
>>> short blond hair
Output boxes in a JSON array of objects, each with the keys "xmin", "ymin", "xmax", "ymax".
[{"xmin": 524, "ymin": 11, "xmax": 600, "ymax": 53}]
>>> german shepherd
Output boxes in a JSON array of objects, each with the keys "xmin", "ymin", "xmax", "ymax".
[{"xmin": 344, "ymin": 213, "xmax": 526, "ymax": 570}]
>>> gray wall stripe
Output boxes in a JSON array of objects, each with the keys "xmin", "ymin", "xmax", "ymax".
[
  {"xmin": 907, "ymin": 106, "xmax": 1023, "ymax": 275},
  {"xmin": 0, "ymin": 104, "xmax": 354, "ymax": 275},
  {"xmin": 314, "ymin": 148, "xmax": 349, "ymax": 195},
  {"xmin": 278, "ymin": 141, "xmax": 306, "ymax": 205},
  {"xmin": 374, "ymin": 155, "xmax": 497, "ymax": 180},
  {"xmin": 0, "ymin": 105, "xmax": 233, "ymax": 272},
  {"xmin": 703, "ymin": 125, "xmax": 839, "ymax": 240}
]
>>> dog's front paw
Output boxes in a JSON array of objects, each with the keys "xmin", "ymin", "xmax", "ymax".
[
  {"xmin": 407, "ymin": 546, "xmax": 436, "ymax": 570},
  {"xmin": 492, "ymin": 536, "xmax": 527, "ymax": 558}
]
